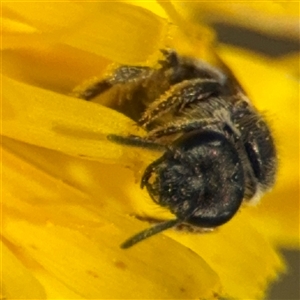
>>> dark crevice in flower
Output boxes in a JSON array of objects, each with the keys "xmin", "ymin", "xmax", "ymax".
[{"xmin": 213, "ymin": 23, "xmax": 299, "ymax": 57}]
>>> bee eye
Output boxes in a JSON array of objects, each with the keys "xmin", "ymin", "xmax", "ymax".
[
  {"xmin": 245, "ymin": 141, "xmax": 262, "ymax": 179},
  {"xmin": 243, "ymin": 123, "xmax": 277, "ymax": 189}
]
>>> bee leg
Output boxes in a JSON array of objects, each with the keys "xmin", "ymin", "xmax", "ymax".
[
  {"xmin": 148, "ymin": 118, "xmax": 220, "ymax": 138},
  {"xmin": 120, "ymin": 219, "xmax": 180, "ymax": 249},
  {"xmin": 72, "ymin": 66, "xmax": 152, "ymax": 100},
  {"xmin": 139, "ymin": 78, "xmax": 221, "ymax": 127},
  {"xmin": 107, "ymin": 134, "xmax": 166, "ymax": 151},
  {"xmin": 108, "ymin": 65, "xmax": 152, "ymax": 85},
  {"xmin": 72, "ymin": 80, "xmax": 112, "ymax": 101}
]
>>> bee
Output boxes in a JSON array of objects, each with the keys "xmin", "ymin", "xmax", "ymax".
[{"xmin": 77, "ymin": 49, "xmax": 277, "ymax": 248}]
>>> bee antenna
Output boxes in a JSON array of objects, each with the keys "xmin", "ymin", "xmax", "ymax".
[{"xmin": 120, "ymin": 219, "xmax": 180, "ymax": 249}]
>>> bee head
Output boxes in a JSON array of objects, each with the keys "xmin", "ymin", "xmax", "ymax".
[{"xmin": 142, "ymin": 130, "xmax": 245, "ymax": 227}]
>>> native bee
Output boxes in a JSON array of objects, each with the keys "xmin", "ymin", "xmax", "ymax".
[{"xmin": 77, "ymin": 49, "xmax": 277, "ymax": 248}]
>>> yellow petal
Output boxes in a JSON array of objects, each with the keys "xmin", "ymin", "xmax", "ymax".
[
  {"xmin": 126, "ymin": 0, "xmax": 169, "ymax": 19},
  {"xmin": 2, "ymin": 75, "xmax": 153, "ymax": 167},
  {"xmin": 275, "ymin": 52, "xmax": 300, "ymax": 78},
  {"xmin": 2, "ymin": 45, "xmax": 111, "ymax": 95},
  {"xmin": 2, "ymin": 241, "xmax": 46, "ymax": 299},
  {"xmin": 2, "ymin": 2, "xmax": 87, "ymax": 50},
  {"xmin": 2, "ymin": 1, "xmax": 84, "ymax": 32},
  {"xmin": 64, "ymin": 2, "xmax": 169, "ymax": 64},
  {"xmin": 2, "ymin": 2, "xmax": 169, "ymax": 64},
  {"xmin": 166, "ymin": 212, "xmax": 285, "ymax": 299}
]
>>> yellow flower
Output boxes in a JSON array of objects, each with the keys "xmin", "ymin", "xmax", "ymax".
[{"xmin": 2, "ymin": 1, "xmax": 299, "ymax": 299}]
